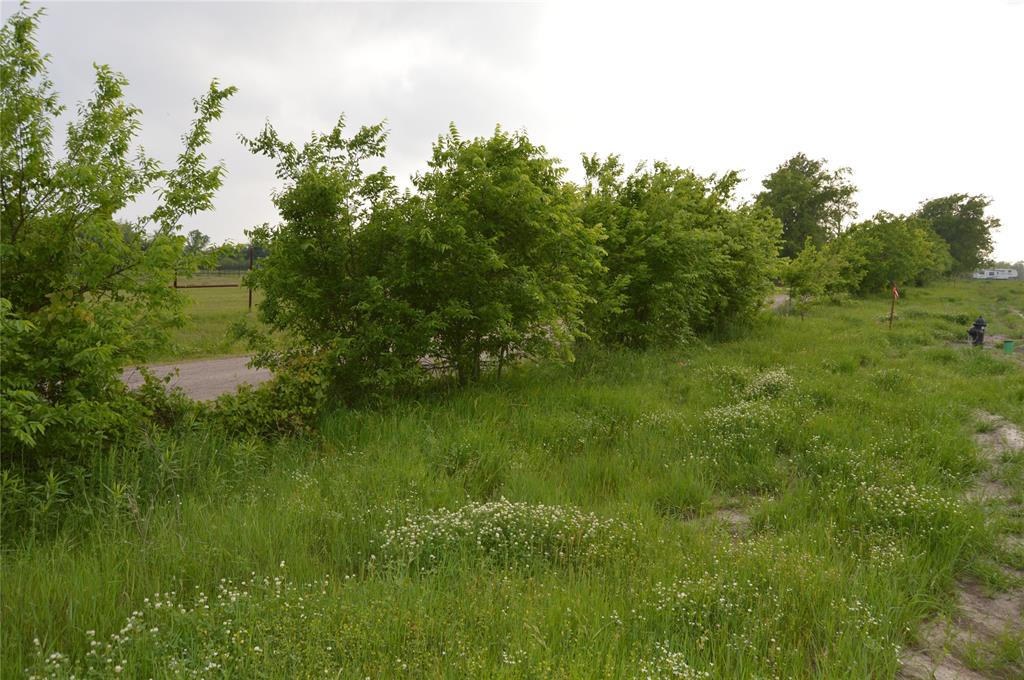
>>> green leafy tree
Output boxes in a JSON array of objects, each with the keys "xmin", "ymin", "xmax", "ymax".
[
  {"xmin": 579, "ymin": 155, "xmax": 781, "ymax": 347},
  {"xmin": 183, "ymin": 228, "xmax": 210, "ymax": 255},
  {"xmin": 780, "ymin": 239, "xmax": 844, "ymax": 316},
  {"xmin": 835, "ymin": 212, "xmax": 952, "ymax": 294},
  {"xmin": 397, "ymin": 125, "xmax": 604, "ymax": 384},
  {"xmin": 0, "ymin": 5, "xmax": 235, "ymax": 465},
  {"xmin": 241, "ymin": 115, "xmax": 428, "ymax": 399},
  {"xmin": 756, "ymin": 152, "xmax": 858, "ymax": 258},
  {"xmin": 914, "ymin": 194, "xmax": 1000, "ymax": 273}
]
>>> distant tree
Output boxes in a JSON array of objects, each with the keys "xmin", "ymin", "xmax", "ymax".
[
  {"xmin": 756, "ymin": 152, "xmax": 858, "ymax": 258},
  {"xmin": 781, "ymin": 238, "xmax": 844, "ymax": 316},
  {"xmin": 914, "ymin": 194, "xmax": 1000, "ymax": 273},
  {"xmin": 835, "ymin": 212, "xmax": 952, "ymax": 294},
  {"xmin": 183, "ymin": 228, "xmax": 211, "ymax": 255},
  {"xmin": 579, "ymin": 155, "xmax": 781, "ymax": 347},
  {"xmin": 0, "ymin": 5, "xmax": 235, "ymax": 464}
]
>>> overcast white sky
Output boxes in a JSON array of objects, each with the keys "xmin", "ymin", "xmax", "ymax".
[{"xmin": 9, "ymin": 0, "xmax": 1024, "ymax": 260}]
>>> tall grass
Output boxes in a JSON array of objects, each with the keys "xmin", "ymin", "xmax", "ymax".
[{"xmin": 3, "ymin": 280, "xmax": 1022, "ymax": 678}]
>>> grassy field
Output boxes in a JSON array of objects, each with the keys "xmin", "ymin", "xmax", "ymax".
[
  {"xmin": 151, "ymin": 285, "xmax": 264, "ymax": 363},
  {"xmin": 4, "ymin": 280, "xmax": 1023, "ymax": 678}
]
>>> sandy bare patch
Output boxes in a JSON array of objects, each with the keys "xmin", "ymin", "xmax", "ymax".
[
  {"xmin": 956, "ymin": 580, "xmax": 1024, "ymax": 639},
  {"xmin": 900, "ymin": 412, "xmax": 1024, "ymax": 679},
  {"xmin": 900, "ymin": 643, "xmax": 989, "ymax": 680},
  {"xmin": 965, "ymin": 479, "xmax": 1010, "ymax": 503},
  {"xmin": 712, "ymin": 508, "xmax": 750, "ymax": 535},
  {"xmin": 973, "ymin": 412, "xmax": 1024, "ymax": 459}
]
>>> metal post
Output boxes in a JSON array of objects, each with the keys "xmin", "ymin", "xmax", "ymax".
[
  {"xmin": 248, "ymin": 243, "xmax": 254, "ymax": 310},
  {"xmin": 888, "ymin": 283, "xmax": 896, "ymax": 329}
]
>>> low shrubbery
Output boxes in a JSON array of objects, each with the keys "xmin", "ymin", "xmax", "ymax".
[{"xmin": 231, "ymin": 123, "xmax": 783, "ymax": 412}]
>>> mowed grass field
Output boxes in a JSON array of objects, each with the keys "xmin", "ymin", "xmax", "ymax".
[
  {"xmin": 5, "ymin": 280, "xmax": 1024, "ymax": 678},
  {"xmin": 151, "ymin": 282, "xmax": 264, "ymax": 363}
]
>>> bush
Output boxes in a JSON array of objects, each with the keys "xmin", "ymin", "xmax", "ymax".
[
  {"xmin": 578, "ymin": 155, "xmax": 781, "ymax": 347},
  {"xmin": 0, "ymin": 6, "xmax": 234, "ymax": 468},
  {"xmin": 395, "ymin": 125, "xmax": 604, "ymax": 384},
  {"xmin": 245, "ymin": 121, "xmax": 605, "ymax": 394},
  {"xmin": 379, "ymin": 498, "xmax": 638, "ymax": 570},
  {"xmin": 781, "ymin": 239, "xmax": 845, "ymax": 315},
  {"xmin": 831, "ymin": 211, "xmax": 952, "ymax": 295},
  {"xmin": 206, "ymin": 350, "xmax": 328, "ymax": 438},
  {"xmin": 241, "ymin": 116, "xmax": 432, "ymax": 402}
]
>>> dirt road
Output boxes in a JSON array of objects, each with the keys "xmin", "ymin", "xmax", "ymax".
[
  {"xmin": 769, "ymin": 293, "xmax": 790, "ymax": 310},
  {"xmin": 126, "ymin": 296, "xmax": 793, "ymax": 400},
  {"xmin": 121, "ymin": 356, "xmax": 272, "ymax": 401}
]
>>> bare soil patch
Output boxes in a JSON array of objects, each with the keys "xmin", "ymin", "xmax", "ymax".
[
  {"xmin": 900, "ymin": 412, "xmax": 1024, "ymax": 679},
  {"xmin": 712, "ymin": 508, "xmax": 751, "ymax": 534}
]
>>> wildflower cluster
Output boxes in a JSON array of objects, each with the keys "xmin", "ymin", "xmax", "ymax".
[
  {"xmin": 857, "ymin": 531, "xmax": 912, "ymax": 570},
  {"xmin": 639, "ymin": 537, "xmax": 900, "ymax": 675},
  {"xmin": 742, "ymin": 368, "xmax": 794, "ymax": 400},
  {"xmin": 702, "ymin": 399, "xmax": 783, "ymax": 438},
  {"xmin": 25, "ymin": 566, "xmax": 345, "ymax": 679},
  {"xmin": 842, "ymin": 480, "xmax": 967, "ymax": 538},
  {"xmin": 635, "ymin": 642, "xmax": 710, "ymax": 679},
  {"xmin": 379, "ymin": 498, "xmax": 638, "ymax": 570},
  {"xmin": 802, "ymin": 441, "xmax": 973, "ymax": 545},
  {"xmin": 687, "ymin": 400, "xmax": 784, "ymax": 463}
]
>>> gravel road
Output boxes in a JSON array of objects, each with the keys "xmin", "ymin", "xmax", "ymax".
[
  {"xmin": 124, "ymin": 297, "xmax": 792, "ymax": 400},
  {"xmin": 121, "ymin": 356, "xmax": 272, "ymax": 401}
]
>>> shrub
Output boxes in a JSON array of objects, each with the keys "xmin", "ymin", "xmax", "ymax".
[
  {"xmin": 245, "ymin": 121, "xmax": 605, "ymax": 393},
  {"xmin": 832, "ymin": 211, "xmax": 952, "ymax": 294},
  {"xmin": 396, "ymin": 125, "xmax": 605, "ymax": 384},
  {"xmin": 578, "ymin": 155, "xmax": 781, "ymax": 347},
  {"xmin": 240, "ymin": 117, "xmax": 432, "ymax": 402},
  {"xmin": 781, "ymin": 239, "xmax": 845, "ymax": 314},
  {"xmin": 0, "ymin": 6, "xmax": 234, "ymax": 468},
  {"xmin": 205, "ymin": 350, "xmax": 329, "ymax": 438}
]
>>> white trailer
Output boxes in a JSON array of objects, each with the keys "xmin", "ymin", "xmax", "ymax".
[{"xmin": 972, "ymin": 268, "xmax": 1019, "ymax": 280}]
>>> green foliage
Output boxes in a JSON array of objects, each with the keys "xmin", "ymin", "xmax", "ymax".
[
  {"xmin": 182, "ymin": 228, "xmax": 210, "ymax": 255},
  {"xmin": 781, "ymin": 239, "xmax": 844, "ymax": 314},
  {"xmin": 835, "ymin": 211, "xmax": 953, "ymax": 294},
  {"xmin": 756, "ymin": 152, "xmax": 858, "ymax": 258},
  {"xmin": 246, "ymin": 121, "xmax": 604, "ymax": 392},
  {"xmin": 0, "ymin": 5, "xmax": 235, "ymax": 466},
  {"xmin": 240, "ymin": 115, "xmax": 428, "ymax": 400},
  {"xmin": 579, "ymin": 155, "xmax": 781, "ymax": 347},
  {"xmin": 399, "ymin": 125, "xmax": 604, "ymax": 384},
  {"xmin": 206, "ymin": 350, "xmax": 328, "ymax": 438},
  {"xmin": 914, "ymin": 194, "xmax": 1000, "ymax": 274}
]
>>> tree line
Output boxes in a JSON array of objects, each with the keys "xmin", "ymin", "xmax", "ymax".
[
  {"xmin": 755, "ymin": 153, "xmax": 1003, "ymax": 309},
  {"xmin": 0, "ymin": 5, "xmax": 1005, "ymax": 471}
]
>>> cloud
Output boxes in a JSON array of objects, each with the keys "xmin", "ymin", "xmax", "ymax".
[{"xmin": 14, "ymin": 0, "xmax": 1024, "ymax": 259}]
